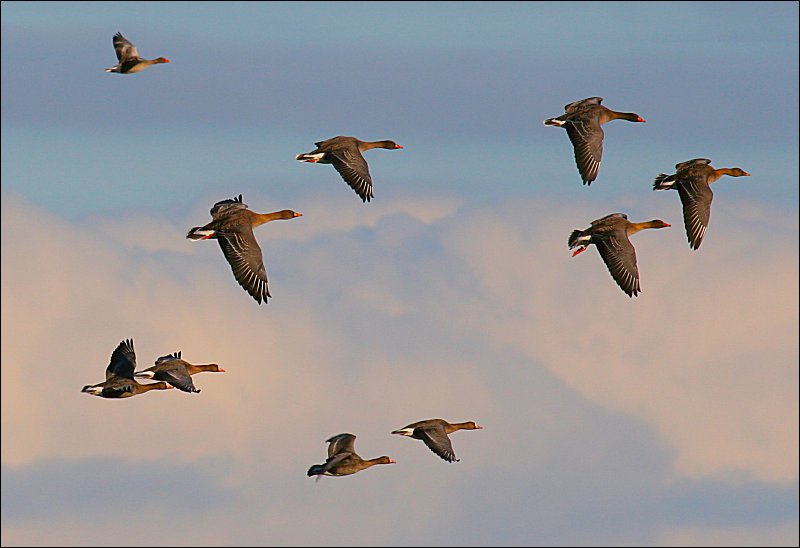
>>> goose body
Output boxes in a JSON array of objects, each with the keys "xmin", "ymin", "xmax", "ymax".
[
  {"xmin": 81, "ymin": 339, "xmax": 172, "ymax": 398},
  {"xmin": 134, "ymin": 351, "xmax": 225, "ymax": 393},
  {"xmin": 105, "ymin": 32, "xmax": 169, "ymax": 74},
  {"xmin": 568, "ymin": 213, "xmax": 670, "ymax": 297},
  {"xmin": 544, "ymin": 97, "xmax": 645, "ymax": 185},
  {"xmin": 295, "ymin": 136, "xmax": 403, "ymax": 202},
  {"xmin": 307, "ymin": 433, "xmax": 395, "ymax": 479},
  {"xmin": 653, "ymin": 158, "xmax": 750, "ymax": 250},
  {"xmin": 391, "ymin": 419, "xmax": 482, "ymax": 463},
  {"xmin": 187, "ymin": 194, "xmax": 302, "ymax": 304}
]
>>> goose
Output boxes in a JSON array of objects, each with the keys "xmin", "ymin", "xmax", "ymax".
[{"xmin": 295, "ymin": 136, "xmax": 403, "ymax": 202}]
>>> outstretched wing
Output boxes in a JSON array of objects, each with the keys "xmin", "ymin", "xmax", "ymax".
[
  {"xmin": 595, "ymin": 233, "xmax": 641, "ymax": 297},
  {"xmin": 414, "ymin": 425, "xmax": 459, "ymax": 462},
  {"xmin": 216, "ymin": 228, "xmax": 270, "ymax": 304},
  {"xmin": 676, "ymin": 176, "xmax": 713, "ymax": 250},
  {"xmin": 565, "ymin": 117, "xmax": 604, "ymax": 185},
  {"xmin": 106, "ymin": 339, "xmax": 136, "ymax": 380},
  {"xmin": 112, "ymin": 32, "xmax": 140, "ymax": 62},
  {"xmin": 327, "ymin": 149, "xmax": 374, "ymax": 202},
  {"xmin": 155, "ymin": 366, "xmax": 198, "ymax": 393},
  {"xmin": 326, "ymin": 433, "xmax": 358, "ymax": 458}
]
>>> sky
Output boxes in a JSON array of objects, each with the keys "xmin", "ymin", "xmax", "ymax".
[{"xmin": 1, "ymin": 1, "xmax": 798, "ymax": 546}]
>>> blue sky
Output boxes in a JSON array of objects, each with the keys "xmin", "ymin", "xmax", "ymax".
[{"xmin": 2, "ymin": 2, "xmax": 798, "ymax": 546}]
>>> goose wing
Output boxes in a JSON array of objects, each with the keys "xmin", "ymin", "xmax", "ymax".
[
  {"xmin": 112, "ymin": 32, "xmax": 140, "ymax": 62},
  {"xmin": 326, "ymin": 148, "xmax": 374, "ymax": 202},
  {"xmin": 565, "ymin": 114, "xmax": 603, "ymax": 185},
  {"xmin": 216, "ymin": 227, "xmax": 270, "ymax": 304},
  {"xmin": 210, "ymin": 194, "xmax": 248, "ymax": 219},
  {"xmin": 414, "ymin": 424, "xmax": 459, "ymax": 462},
  {"xmin": 326, "ymin": 433, "xmax": 358, "ymax": 458},
  {"xmin": 595, "ymin": 232, "xmax": 641, "ymax": 297},
  {"xmin": 106, "ymin": 339, "xmax": 136, "ymax": 380},
  {"xmin": 676, "ymin": 175, "xmax": 713, "ymax": 250}
]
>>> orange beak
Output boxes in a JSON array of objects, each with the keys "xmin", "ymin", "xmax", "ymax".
[{"xmin": 572, "ymin": 247, "xmax": 587, "ymax": 257}]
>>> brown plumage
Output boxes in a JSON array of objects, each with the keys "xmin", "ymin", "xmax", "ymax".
[
  {"xmin": 391, "ymin": 419, "xmax": 482, "ymax": 463},
  {"xmin": 307, "ymin": 433, "xmax": 396, "ymax": 479},
  {"xmin": 544, "ymin": 97, "xmax": 645, "ymax": 185},
  {"xmin": 134, "ymin": 351, "xmax": 225, "ymax": 393},
  {"xmin": 105, "ymin": 32, "xmax": 170, "ymax": 74},
  {"xmin": 568, "ymin": 213, "xmax": 671, "ymax": 298},
  {"xmin": 81, "ymin": 339, "xmax": 173, "ymax": 398},
  {"xmin": 295, "ymin": 136, "xmax": 403, "ymax": 202},
  {"xmin": 187, "ymin": 194, "xmax": 302, "ymax": 305},
  {"xmin": 653, "ymin": 158, "xmax": 750, "ymax": 250}
]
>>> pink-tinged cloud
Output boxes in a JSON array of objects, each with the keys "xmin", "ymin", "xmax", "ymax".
[
  {"xmin": 2, "ymin": 190, "xmax": 796, "ymax": 546},
  {"xmin": 435, "ymin": 197, "xmax": 798, "ymax": 483}
]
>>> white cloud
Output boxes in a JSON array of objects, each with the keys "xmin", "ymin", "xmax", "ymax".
[
  {"xmin": 434, "ymin": 196, "xmax": 799, "ymax": 483},
  {"xmin": 1, "ymin": 190, "xmax": 797, "ymax": 545}
]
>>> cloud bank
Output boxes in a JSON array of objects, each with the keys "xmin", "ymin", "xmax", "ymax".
[{"xmin": 2, "ymin": 190, "xmax": 797, "ymax": 546}]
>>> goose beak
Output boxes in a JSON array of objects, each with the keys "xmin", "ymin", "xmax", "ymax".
[{"xmin": 572, "ymin": 246, "xmax": 587, "ymax": 257}]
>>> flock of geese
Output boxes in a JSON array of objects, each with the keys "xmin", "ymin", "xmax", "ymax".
[
  {"xmin": 82, "ymin": 31, "xmax": 750, "ymax": 478},
  {"xmin": 544, "ymin": 97, "xmax": 750, "ymax": 297}
]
